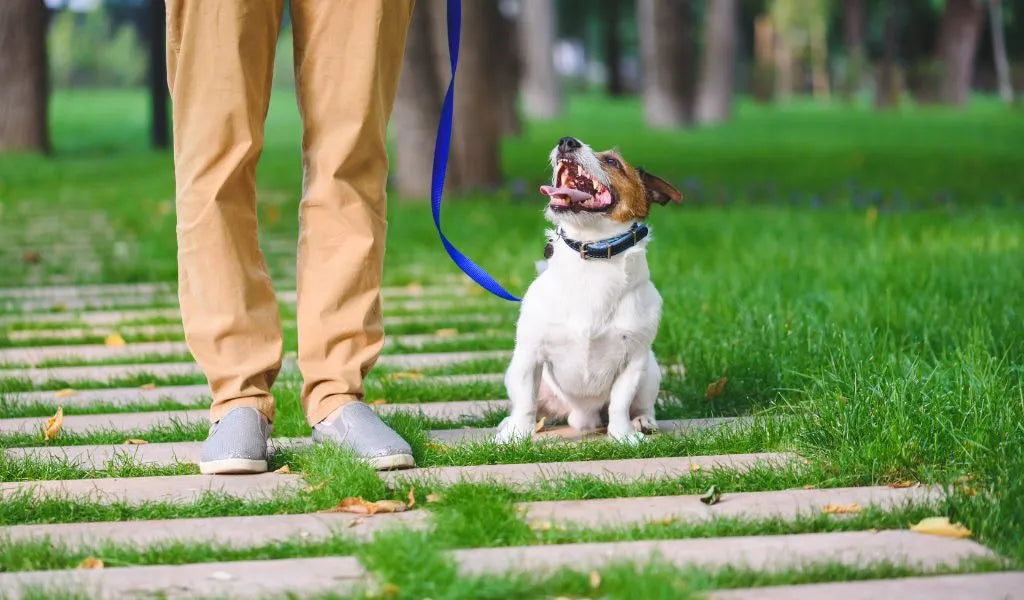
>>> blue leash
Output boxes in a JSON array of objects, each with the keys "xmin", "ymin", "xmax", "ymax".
[{"xmin": 430, "ymin": 0, "xmax": 521, "ymax": 302}]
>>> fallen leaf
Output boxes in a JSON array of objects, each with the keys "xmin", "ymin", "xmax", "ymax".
[
  {"xmin": 273, "ymin": 464, "xmax": 291, "ymax": 474},
  {"xmin": 387, "ymin": 371, "xmax": 422, "ymax": 381},
  {"xmin": 322, "ymin": 497, "xmax": 408, "ymax": 515},
  {"xmin": 76, "ymin": 556, "xmax": 104, "ymax": 570},
  {"xmin": 890, "ymin": 480, "xmax": 916, "ymax": 488},
  {"xmin": 264, "ymin": 204, "xmax": 281, "ymax": 225},
  {"xmin": 699, "ymin": 484, "xmax": 721, "ymax": 506},
  {"xmin": 659, "ymin": 516, "xmax": 677, "ymax": 526},
  {"xmin": 405, "ymin": 282, "xmax": 424, "ymax": 295},
  {"xmin": 43, "ymin": 407, "xmax": 64, "ymax": 441},
  {"xmin": 347, "ymin": 517, "xmax": 365, "ymax": 528},
  {"xmin": 371, "ymin": 398, "xmax": 388, "ymax": 406},
  {"xmin": 961, "ymin": 486, "xmax": 977, "ymax": 497},
  {"xmin": 529, "ymin": 519, "xmax": 552, "ymax": 532},
  {"xmin": 380, "ymin": 583, "xmax": 400, "ymax": 599},
  {"xmin": 434, "ymin": 328, "xmax": 458, "ymax": 338},
  {"xmin": 407, "ymin": 487, "xmax": 416, "ymax": 509},
  {"xmin": 303, "ymin": 481, "xmax": 327, "ymax": 493},
  {"xmin": 803, "ymin": 484, "xmax": 817, "ymax": 490},
  {"xmin": 139, "ymin": 382, "xmax": 157, "ymax": 390},
  {"xmin": 910, "ymin": 516, "xmax": 971, "ymax": 539},
  {"xmin": 122, "ymin": 438, "xmax": 148, "ymax": 445},
  {"xmin": 53, "ymin": 302, "xmax": 67, "ymax": 312},
  {"xmin": 705, "ymin": 374, "xmax": 727, "ymax": 399},
  {"xmin": 426, "ymin": 493, "xmax": 440, "ymax": 503},
  {"xmin": 866, "ymin": 205, "xmax": 878, "ymax": 225},
  {"xmin": 54, "ymin": 388, "xmax": 76, "ymax": 399},
  {"xmin": 822, "ymin": 502, "xmax": 862, "ymax": 515},
  {"xmin": 588, "ymin": 571, "xmax": 601, "ymax": 589},
  {"xmin": 688, "ymin": 463, "xmax": 702, "ymax": 472},
  {"xmin": 104, "ymin": 333, "xmax": 126, "ymax": 347},
  {"xmin": 21, "ymin": 250, "xmax": 41, "ymax": 264},
  {"xmin": 534, "ymin": 416, "xmax": 546, "ymax": 433}
]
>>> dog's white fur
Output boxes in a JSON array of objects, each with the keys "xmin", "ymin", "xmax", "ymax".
[{"xmin": 496, "ymin": 141, "xmax": 661, "ymax": 444}]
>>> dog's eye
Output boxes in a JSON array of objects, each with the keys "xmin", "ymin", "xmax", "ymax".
[{"xmin": 603, "ymin": 156, "xmax": 620, "ymax": 168}]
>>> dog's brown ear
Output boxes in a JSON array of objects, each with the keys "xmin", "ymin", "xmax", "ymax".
[{"xmin": 639, "ymin": 169, "xmax": 683, "ymax": 205}]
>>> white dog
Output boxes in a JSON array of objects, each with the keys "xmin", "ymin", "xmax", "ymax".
[{"xmin": 496, "ymin": 137, "xmax": 683, "ymax": 444}]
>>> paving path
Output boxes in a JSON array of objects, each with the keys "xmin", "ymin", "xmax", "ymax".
[{"xmin": 0, "ymin": 281, "xmax": 1016, "ymax": 599}]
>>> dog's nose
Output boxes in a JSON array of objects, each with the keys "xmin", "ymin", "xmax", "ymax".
[{"xmin": 558, "ymin": 136, "xmax": 582, "ymax": 154}]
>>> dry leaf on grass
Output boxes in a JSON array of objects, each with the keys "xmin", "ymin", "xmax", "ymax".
[
  {"xmin": 273, "ymin": 465, "xmax": 291, "ymax": 474},
  {"xmin": 890, "ymin": 480, "xmax": 917, "ymax": 489},
  {"xmin": 54, "ymin": 388, "xmax": 76, "ymax": 399},
  {"xmin": 371, "ymin": 398, "xmax": 388, "ymax": 406},
  {"xmin": 688, "ymin": 463, "xmax": 702, "ymax": 472},
  {"xmin": 822, "ymin": 502, "xmax": 862, "ymax": 515},
  {"xmin": 104, "ymin": 333, "xmax": 126, "ymax": 347},
  {"xmin": 529, "ymin": 519, "xmax": 552, "ymax": 532},
  {"xmin": 426, "ymin": 493, "xmax": 440, "ymax": 503},
  {"xmin": 405, "ymin": 282, "xmax": 424, "ymax": 295},
  {"xmin": 910, "ymin": 517, "xmax": 971, "ymax": 539},
  {"xmin": 705, "ymin": 374, "xmax": 727, "ymax": 399},
  {"xmin": 43, "ymin": 407, "xmax": 64, "ymax": 441},
  {"xmin": 139, "ymin": 382, "xmax": 157, "ymax": 390},
  {"xmin": 21, "ymin": 250, "xmax": 41, "ymax": 264},
  {"xmin": 303, "ymin": 481, "xmax": 327, "ymax": 493},
  {"xmin": 588, "ymin": 571, "xmax": 602, "ymax": 589},
  {"xmin": 322, "ymin": 497, "xmax": 408, "ymax": 515},
  {"xmin": 122, "ymin": 438, "xmax": 148, "ymax": 445},
  {"xmin": 77, "ymin": 556, "xmax": 104, "ymax": 570},
  {"xmin": 534, "ymin": 416, "xmax": 546, "ymax": 433},
  {"xmin": 386, "ymin": 372, "xmax": 422, "ymax": 381},
  {"xmin": 434, "ymin": 328, "xmax": 458, "ymax": 338},
  {"xmin": 406, "ymin": 487, "xmax": 416, "ymax": 509}
]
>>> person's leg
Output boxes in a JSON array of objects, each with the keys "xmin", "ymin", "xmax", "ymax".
[
  {"xmin": 166, "ymin": 0, "xmax": 284, "ymax": 473},
  {"xmin": 289, "ymin": 0, "xmax": 415, "ymax": 469}
]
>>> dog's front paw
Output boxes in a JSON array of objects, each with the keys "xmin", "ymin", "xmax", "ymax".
[
  {"xmin": 632, "ymin": 415, "xmax": 658, "ymax": 435},
  {"xmin": 608, "ymin": 422, "xmax": 647, "ymax": 445},
  {"xmin": 494, "ymin": 416, "xmax": 535, "ymax": 444}
]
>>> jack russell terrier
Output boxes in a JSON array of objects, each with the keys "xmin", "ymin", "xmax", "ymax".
[{"xmin": 496, "ymin": 137, "xmax": 683, "ymax": 444}]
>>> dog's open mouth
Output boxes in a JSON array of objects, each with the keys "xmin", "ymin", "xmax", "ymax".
[{"xmin": 540, "ymin": 160, "xmax": 615, "ymax": 213}]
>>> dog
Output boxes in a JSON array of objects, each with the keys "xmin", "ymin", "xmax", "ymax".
[{"xmin": 495, "ymin": 136, "xmax": 682, "ymax": 444}]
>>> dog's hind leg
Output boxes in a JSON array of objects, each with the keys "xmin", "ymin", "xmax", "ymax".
[
  {"xmin": 630, "ymin": 351, "xmax": 660, "ymax": 434},
  {"xmin": 606, "ymin": 354, "xmax": 649, "ymax": 444}
]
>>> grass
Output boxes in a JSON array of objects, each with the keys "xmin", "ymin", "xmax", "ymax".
[{"xmin": 0, "ymin": 88, "xmax": 1022, "ymax": 590}]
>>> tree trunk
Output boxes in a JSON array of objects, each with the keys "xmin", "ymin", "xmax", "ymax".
[
  {"xmin": 638, "ymin": 0, "xmax": 695, "ymax": 128},
  {"xmin": 519, "ymin": 0, "xmax": 562, "ymax": 119},
  {"xmin": 695, "ymin": 0, "xmax": 738, "ymax": 125},
  {"xmin": 494, "ymin": 4, "xmax": 522, "ymax": 136},
  {"xmin": 875, "ymin": 0, "xmax": 901, "ymax": 109},
  {"xmin": 604, "ymin": 0, "xmax": 626, "ymax": 96},
  {"xmin": 841, "ymin": 0, "xmax": 866, "ymax": 100},
  {"xmin": 937, "ymin": 0, "xmax": 984, "ymax": 106},
  {"xmin": 988, "ymin": 0, "xmax": 1013, "ymax": 103},
  {"xmin": 393, "ymin": 0, "xmax": 444, "ymax": 197},
  {"xmin": 433, "ymin": 0, "xmax": 502, "ymax": 191},
  {"xmin": 0, "ymin": 0, "xmax": 50, "ymax": 153}
]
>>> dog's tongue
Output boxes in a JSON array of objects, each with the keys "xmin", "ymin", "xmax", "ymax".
[{"xmin": 540, "ymin": 185, "xmax": 592, "ymax": 202}]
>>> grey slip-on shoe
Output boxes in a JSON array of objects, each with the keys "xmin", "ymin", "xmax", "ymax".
[
  {"xmin": 312, "ymin": 402, "xmax": 415, "ymax": 471},
  {"xmin": 199, "ymin": 407, "xmax": 273, "ymax": 475}
]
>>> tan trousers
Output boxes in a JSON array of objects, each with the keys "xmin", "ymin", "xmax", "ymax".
[{"xmin": 166, "ymin": 0, "xmax": 413, "ymax": 425}]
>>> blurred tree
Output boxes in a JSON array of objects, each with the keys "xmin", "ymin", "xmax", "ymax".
[
  {"xmin": 519, "ymin": 0, "xmax": 563, "ymax": 119},
  {"xmin": 494, "ymin": 2, "xmax": 522, "ymax": 135},
  {"xmin": 0, "ymin": 0, "xmax": 50, "ymax": 153},
  {"xmin": 696, "ymin": 0, "xmax": 739, "ymax": 124},
  {"xmin": 638, "ymin": 0, "xmax": 695, "ymax": 128},
  {"xmin": 841, "ymin": 0, "xmax": 867, "ymax": 100},
  {"xmin": 876, "ymin": 0, "xmax": 903, "ymax": 109},
  {"xmin": 987, "ymin": 0, "xmax": 1013, "ymax": 103},
  {"xmin": 604, "ymin": 0, "xmax": 627, "ymax": 96},
  {"xmin": 393, "ymin": 0, "xmax": 444, "ymax": 197},
  {"xmin": 937, "ymin": 0, "xmax": 984, "ymax": 106},
  {"xmin": 769, "ymin": 0, "xmax": 831, "ymax": 101}
]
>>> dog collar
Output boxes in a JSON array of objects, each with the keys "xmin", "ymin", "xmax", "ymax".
[{"xmin": 554, "ymin": 223, "xmax": 649, "ymax": 260}]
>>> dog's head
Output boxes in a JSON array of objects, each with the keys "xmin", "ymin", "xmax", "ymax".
[{"xmin": 540, "ymin": 137, "xmax": 682, "ymax": 228}]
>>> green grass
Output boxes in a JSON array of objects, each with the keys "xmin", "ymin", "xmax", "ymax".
[{"xmin": 1, "ymin": 88, "xmax": 1023, "ymax": 589}]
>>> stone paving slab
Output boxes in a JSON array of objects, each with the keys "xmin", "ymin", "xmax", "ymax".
[
  {"xmin": 451, "ymin": 530, "xmax": 995, "ymax": 577},
  {"xmin": 4, "ymin": 419, "xmax": 736, "ymax": 466},
  {"xmin": 0, "ymin": 351, "xmax": 510, "ymax": 385},
  {"xmin": 0, "ymin": 556, "xmax": 366, "ymax": 600},
  {"xmin": 711, "ymin": 572, "xmax": 1024, "ymax": 600},
  {"xmin": 0, "ymin": 307, "xmax": 181, "ymax": 328},
  {"xmin": 519, "ymin": 485, "xmax": 941, "ymax": 527},
  {"xmin": 2, "ymin": 486, "xmax": 935, "ymax": 549},
  {"xmin": 0, "ymin": 473, "xmax": 304, "ymax": 504},
  {"xmin": 1, "ymin": 511, "xmax": 428, "ymax": 547},
  {"xmin": 428, "ymin": 418, "xmax": 744, "ymax": 444},
  {"xmin": 0, "ymin": 332, "xmax": 511, "ymax": 367},
  {"xmin": 2, "ymin": 383, "xmax": 211, "ymax": 410},
  {"xmin": 383, "ymin": 453, "xmax": 794, "ymax": 488},
  {"xmin": 5, "ymin": 323, "xmax": 183, "ymax": 342}
]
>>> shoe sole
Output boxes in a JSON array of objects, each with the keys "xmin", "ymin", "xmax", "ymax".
[
  {"xmin": 199, "ymin": 458, "xmax": 268, "ymax": 475},
  {"xmin": 367, "ymin": 453, "xmax": 416, "ymax": 471}
]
